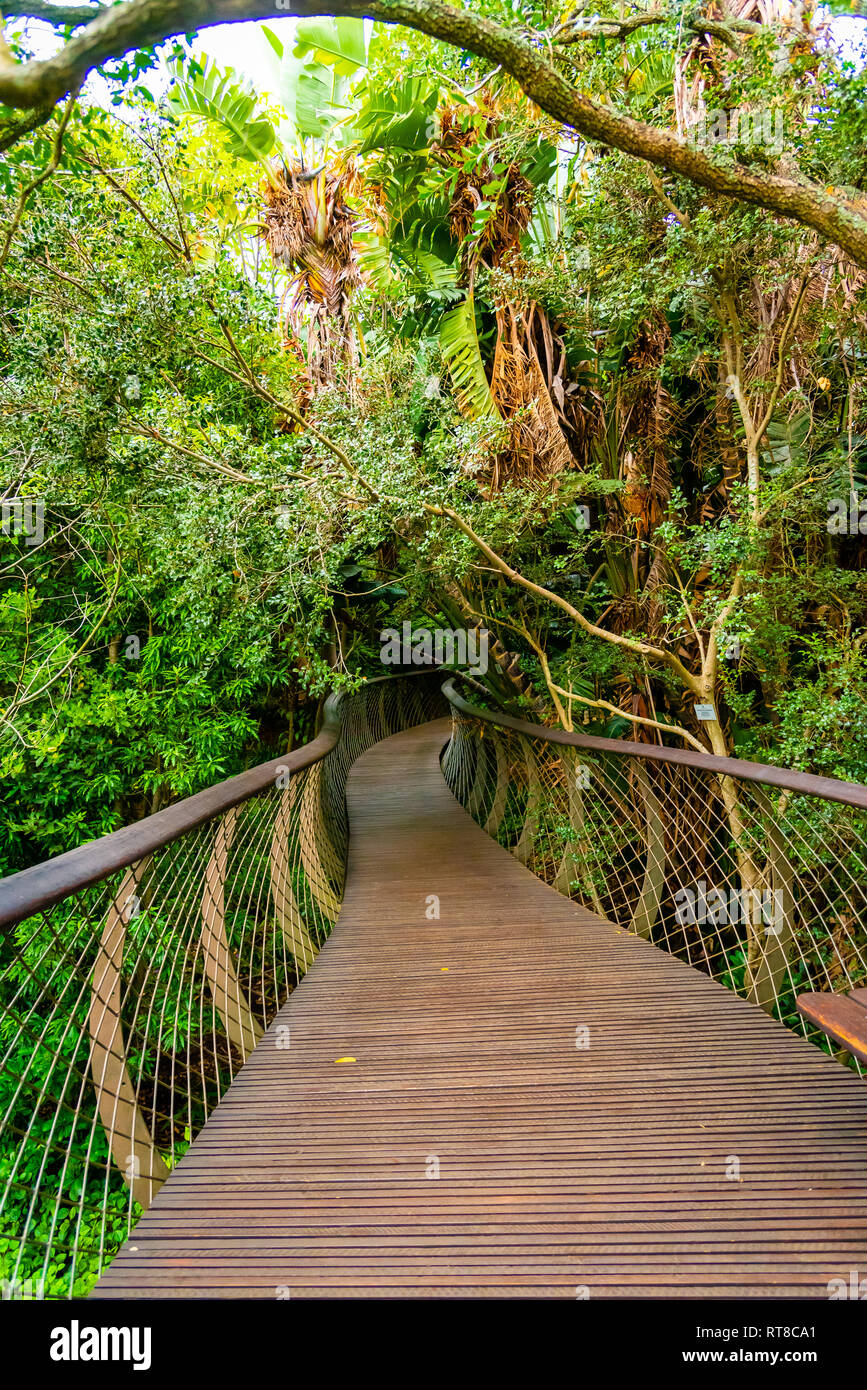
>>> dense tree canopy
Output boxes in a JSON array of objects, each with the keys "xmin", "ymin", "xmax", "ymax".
[
  {"xmin": 2, "ymin": 1, "xmax": 866, "ymax": 876},
  {"xmin": 3, "ymin": 1, "xmax": 867, "ymax": 260}
]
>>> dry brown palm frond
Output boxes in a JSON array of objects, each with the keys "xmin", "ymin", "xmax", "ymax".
[
  {"xmin": 642, "ymin": 545, "xmax": 668, "ymax": 638},
  {"xmin": 617, "ymin": 320, "xmax": 681, "ymax": 539},
  {"xmin": 674, "ymin": 0, "xmax": 827, "ymax": 138},
  {"xmin": 605, "ymin": 674, "xmax": 662, "ymax": 746},
  {"xmin": 479, "ymin": 294, "xmax": 604, "ymax": 493},
  {"xmin": 433, "ymin": 98, "xmax": 604, "ymax": 489},
  {"xmin": 488, "ymin": 301, "xmax": 574, "ymax": 489},
  {"xmin": 528, "ymin": 301, "xmax": 604, "ymax": 456},
  {"xmin": 721, "ymin": 248, "xmax": 866, "ymax": 419},
  {"xmin": 262, "ymin": 163, "xmax": 362, "ymax": 390},
  {"xmin": 434, "ymin": 102, "xmax": 534, "ymax": 271},
  {"xmin": 697, "ymin": 362, "xmax": 743, "ymax": 511}
]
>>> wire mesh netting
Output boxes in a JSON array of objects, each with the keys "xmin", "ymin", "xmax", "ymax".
[
  {"xmin": 0, "ymin": 671, "xmax": 445, "ymax": 1299},
  {"xmin": 443, "ymin": 699, "xmax": 867, "ymax": 1076}
]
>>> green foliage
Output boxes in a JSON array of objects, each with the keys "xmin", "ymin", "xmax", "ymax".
[
  {"xmin": 354, "ymin": 75, "xmax": 439, "ymax": 154},
  {"xmin": 167, "ymin": 58, "xmax": 278, "ymax": 173},
  {"xmin": 438, "ymin": 296, "xmax": 502, "ymax": 420},
  {"xmin": 293, "ymin": 15, "xmax": 368, "ymax": 75}
]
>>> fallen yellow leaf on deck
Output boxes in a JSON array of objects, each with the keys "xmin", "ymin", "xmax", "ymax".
[{"xmin": 334, "ymin": 1056, "xmax": 356, "ymax": 1064}]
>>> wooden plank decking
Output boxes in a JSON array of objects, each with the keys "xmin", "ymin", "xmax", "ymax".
[{"xmin": 93, "ymin": 718, "xmax": 867, "ymax": 1298}]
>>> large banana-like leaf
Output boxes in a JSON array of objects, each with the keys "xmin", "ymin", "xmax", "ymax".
[
  {"xmin": 294, "ymin": 16, "xmax": 368, "ymax": 76},
  {"xmin": 355, "ymin": 77, "xmax": 439, "ymax": 154},
  {"xmin": 411, "ymin": 250, "xmax": 459, "ymax": 296},
  {"xmin": 762, "ymin": 410, "xmax": 811, "ymax": 471},
  {"xmin": 167, "ymin": 59, "xmax": 276, "ymax": 171},
  {"xmin": 356, "ymin": 232, "xmax": 396, "ymax": 292},
  {"xmin": 357, "ymin": 233, "xmax": 458, "ymax": 299},
  {"xmin": 282, "ymin": 59, "xmax": 339, "ymax": 141},
  {"xmin": 258, "ymin": 32, "xmax": 346, "ymax": 142},
  {"xmin": 439, "ymin": 297, "xmax": 501, "ymax": 421}
]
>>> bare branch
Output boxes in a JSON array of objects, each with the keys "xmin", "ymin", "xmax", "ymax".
[
  {"xmin": 425, "ymin": 501, "xmax": 702, "ymax": 692},
  {"xmin": 77, "ymin": 151, "xmax": 187, "ymax": 258},
  {"xmin": 123, "ymin": 420, "xmax": 272, "ymax": 485},
  {"xmin": 555, "ymin": 9, "xmax": 771, "ymax": 53},
  {"xmin": 547, "ymin": 682, "xmax": 709, "ymax": 754}
]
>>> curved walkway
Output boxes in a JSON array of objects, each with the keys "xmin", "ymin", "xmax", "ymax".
[{"xmin": 93, "ymin": 719, "xmax": 867, "ymax": 1298}]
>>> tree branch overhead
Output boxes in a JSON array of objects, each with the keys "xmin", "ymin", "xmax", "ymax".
[{"xmin": 1, "ymin": 0, "xmax": 866, "ymax": 267}]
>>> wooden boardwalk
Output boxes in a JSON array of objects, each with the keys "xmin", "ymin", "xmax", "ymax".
[{"xmin": 93, "ymin": 719, "xmax": 867, "ymax": 1298}]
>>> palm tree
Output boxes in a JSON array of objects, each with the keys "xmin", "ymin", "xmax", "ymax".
[
  {"xmin": 263, "ymin": 162, "xmax": 361, "ymax": 389},
  {"xmin": 356, "ymin": 82, "xmax": 602, "ymax": 491},
  {"xmin": 168, "ymin": 18, "xmax": 368, "ymax": 392}
]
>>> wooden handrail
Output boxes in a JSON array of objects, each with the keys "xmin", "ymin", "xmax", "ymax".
[
  {"xmin": 0, "ymin": 669, "xmax": 439, "ymax": 929},
  {"xmin": 6, "ymin": 663, "xmax": 862, "ymax": 932},
  {"xmin": 441, "ymin": 676, "xmax": 867, "ymax": 811}
]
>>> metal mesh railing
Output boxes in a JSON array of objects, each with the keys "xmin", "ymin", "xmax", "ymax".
[
  {"xmin": 442, "ymin": 678, "xmax": 867, "ymax": 1074},
  {"xmin": 0, "ymin": 671, "xmax": 445, "ymax": 1299}
]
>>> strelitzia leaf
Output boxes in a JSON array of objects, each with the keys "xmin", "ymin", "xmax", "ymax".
[
  {"xmin": 294, "ymin": 16, "xmax": 368, "ymax": 75},
  {"xmin": 439, "ymin": 297, "xmax": 501, "ymax": 421},
  {"xmin": 355, "ymin": 77, "xmax": 439, "ymax": 153},
  {"xmin": 167, "ymin": 59, "xmax": 277, "ymax": 172}
]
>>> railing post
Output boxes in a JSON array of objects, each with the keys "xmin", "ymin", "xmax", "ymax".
[
  {"xmin": 483, "ymin": 731, "xmax": 509, "ymax": 839},
  {"xmin": 299, "ymin": 764, "xmax": 342, "ymax": 922},
  {"xmin": 466, "ymin": 730, "xmax": 489, "ymax": 821},
  {"xmin": 200, "ymin": 808, "xmax": 264, "ymax": 1056},
  {"xmin": 744, "ymin": 787, "xmax": 798, "ymax": 1014},
  {"xmin": 514, "ymin": 740, "xmax": 541, "ymax": 866},
  {"xmin": 270, "ymin": 784, "xmax": 318, "ymax": 974},
  {"xmin": 629, "ymin": 760, "xmax": 667, "ymax": 941},
  {"xmin": 553, "ymin": 748, "xmax": 605, "ymax": 915},
  {"xmin": 88, "ymin": 862, "xmax": 170, "ymax": 1209}
]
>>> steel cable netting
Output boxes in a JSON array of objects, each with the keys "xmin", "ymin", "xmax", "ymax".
[{"xmin": 443, "ymin": 691, "xmax": 867, "ymax": 1077}]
